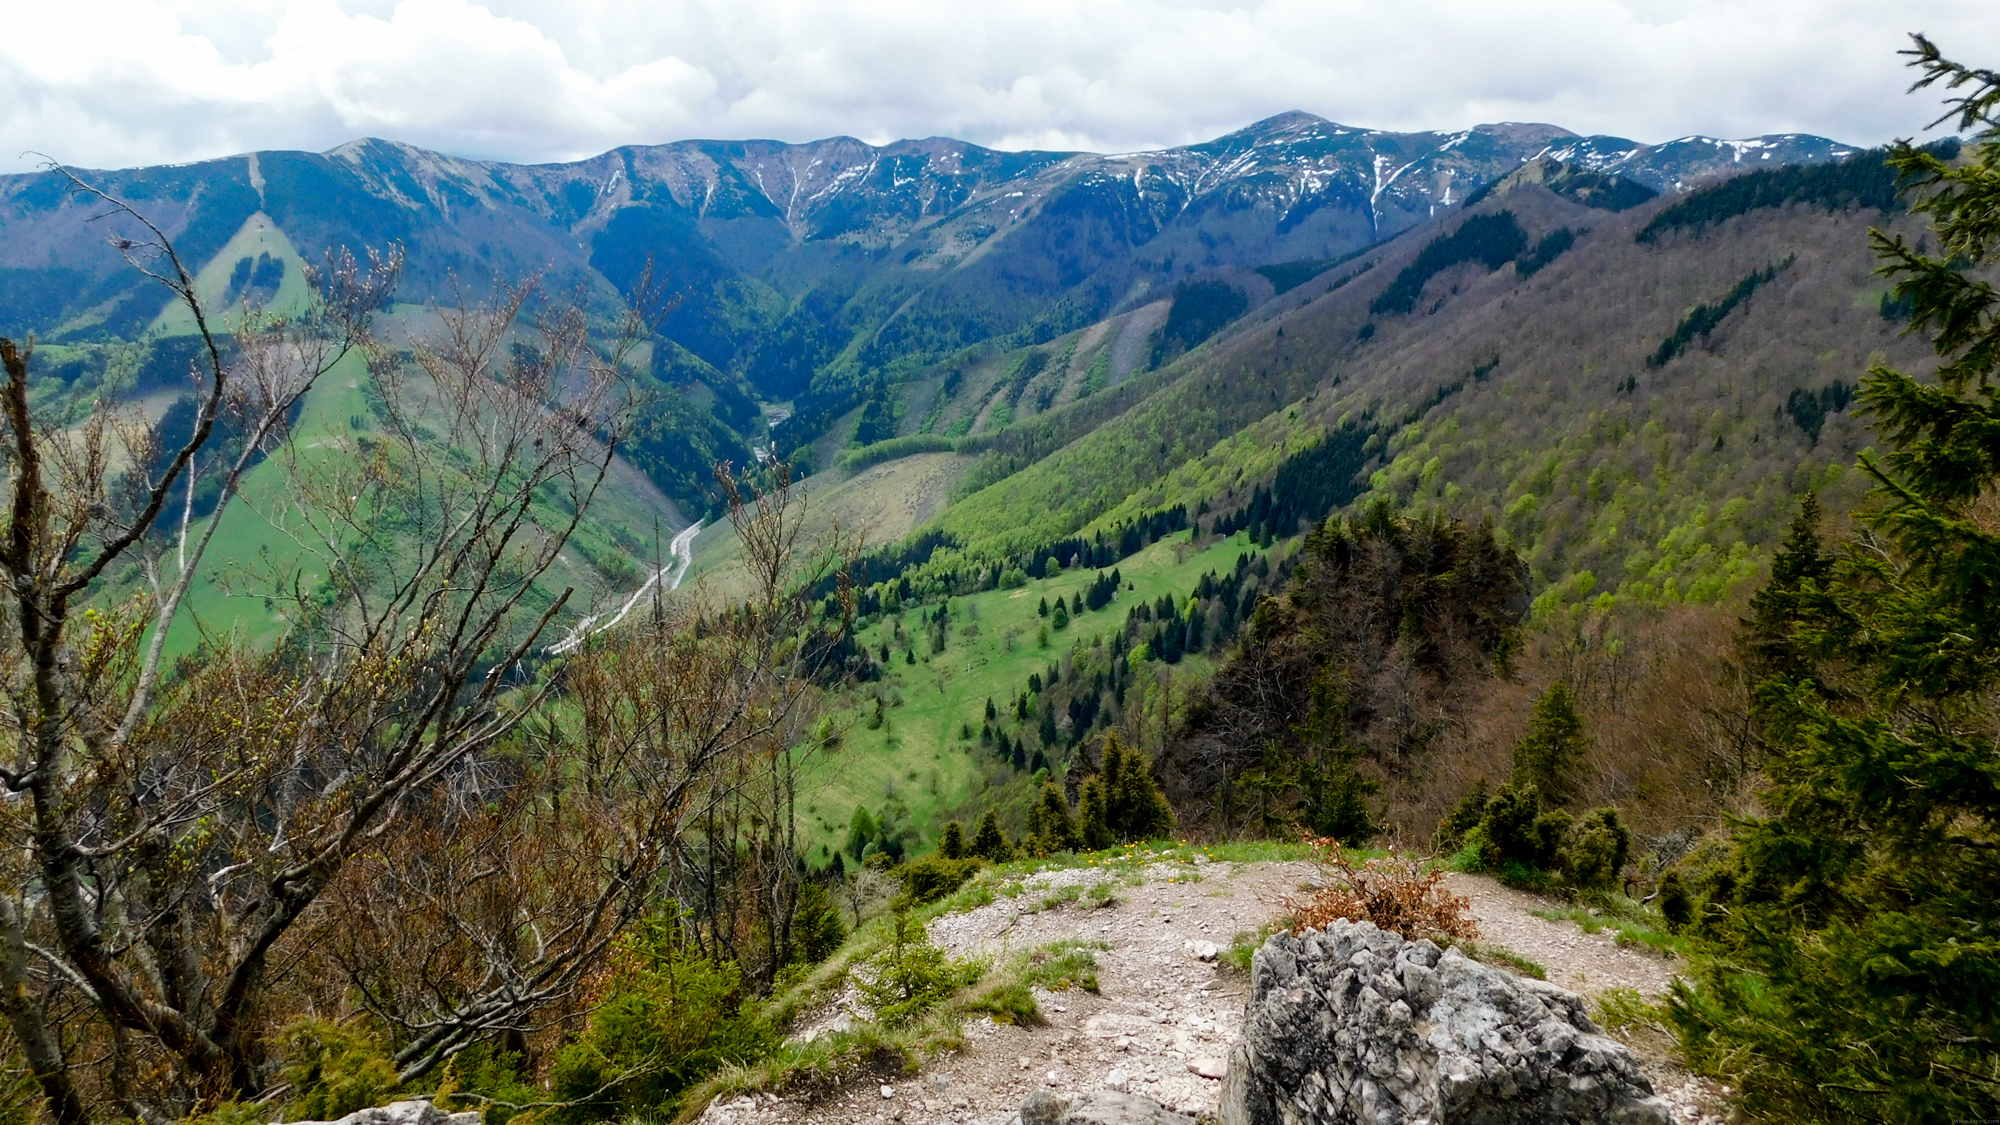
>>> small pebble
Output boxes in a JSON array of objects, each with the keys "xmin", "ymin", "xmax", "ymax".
[{"xmin": 880, "ymin": 1084, "xmax": 894, "ymax": 1099}]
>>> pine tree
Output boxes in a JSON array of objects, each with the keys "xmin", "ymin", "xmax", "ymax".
[
  {"xmin": 937, "ymin": 820, "xmax": 967, "ymax": 860},
  {"xmin": 1667, "ymin": 38, "xmax": 2000, "ymax": 1122},
  {"xmin": 1510, "ymin": 681, "xmax": 1589, "ymax": 807}
]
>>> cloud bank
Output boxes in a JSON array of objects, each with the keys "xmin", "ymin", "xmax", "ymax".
[{"xmin": 2, "ymin": 0, "xmax": 1991, "ymax": 174}]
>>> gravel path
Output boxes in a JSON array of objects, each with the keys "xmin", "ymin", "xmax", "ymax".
[{"xmin": 701, "ymin": 860, "xmax": 1730, "ymax": 1125}]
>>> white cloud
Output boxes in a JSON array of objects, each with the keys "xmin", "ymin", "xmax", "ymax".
[{"xmin": 0, "ymin": 0, "xmax": 1990, "ymax": 173}]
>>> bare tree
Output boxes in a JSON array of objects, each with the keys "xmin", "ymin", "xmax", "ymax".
[{"xmin": 0, "ymin": 172, "xmax": 681, "ymax": 1123}]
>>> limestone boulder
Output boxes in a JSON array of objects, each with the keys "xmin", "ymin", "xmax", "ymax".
[{"xmin": 1220, "ymin": 920, "xmax": 1671, "ymax": 1125}]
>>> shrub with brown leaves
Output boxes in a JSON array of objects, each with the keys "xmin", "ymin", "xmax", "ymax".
[{"xmin": 1282, "ymin": 837, "xmax": 1479, "ymax": 944}]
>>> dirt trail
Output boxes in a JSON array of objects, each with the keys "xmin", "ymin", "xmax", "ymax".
[{"xmin": 701, "ymin": 861, "xmax": 1727, "ymax": 1125}]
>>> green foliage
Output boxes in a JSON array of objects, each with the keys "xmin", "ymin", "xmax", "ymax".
[
  {"xmin": 1557, "ymin": 807, "xmax": 1632, "ymax": 891},
  {"xmin": 1513, "ymin": 227, "xmax": 1575, "ymax": 277},
  {"xmin": 937, "ymin": 820, "xmax": 968, "ymax": 859},
  {"xmin": 793, "ymin": 880, "xmax": 848, "ymax": 965},
  {"xmin": 854, "ymin": 911, "xmax": 983, "ymax": 1026},
  {"xmin": 435, "ymin": 1044, "xmax": 542, "ymax": 1125},
  {"xmin": 278, "ymin": 1019, "xmax": 398, "ymax": 1122},
  {"xmin": 1657, "ymin": 871, "xmax": 1694, "ymax": 933},
  {"xmin": 1095, "ymin": 733, "xmax": 1176, "ymax": 842},
  {"xmin": 1186, "ymin": 507, "xmax": 1525, "ymax": 836},
  {"xmin": 1372, "ymin": 211, "xmax": 1528, "ymax": 315},
  {"xmin": 1153, "ymin": 280, "xmax": 1250, "ymax": 366},
  {"xmin": 1027, "ymin": 781, "xmax": 1083, "ymax": 854},
  {"xmin": 836, "ymin": 433, "xmax": 960, "ymax": 473},
  {"xmin": 1648, "ymin": 259, "xmax": 1790, "ymax": 368},
  {"xmin": 844, "ymin": 806, "xmax": 879, "ymax": 860},
  {"xmin": 549, "ymin": 918, "xmax": 773, "ymax": 1121},
  {"xmin": 185, "ymin": 1104, "xmax": 265, "ymax": 1125},
  {"xmin": 1464, "ymin": 783, "xmax": 1564, "ymax": 869},
  {"xmin": 1510, "ymin": 682, "xmax": 1589, "ymax": 807},
  {"xmin": 1665, "ymin": 40, "xmax": 2000, "ymax": 1123},
  {"xmin": 970, "ymin": 810, "xmax": 1015, "ymax": 862},
  {"xmin": 1635, "ymin": 140, "xmax": 1957, "ymax": 244},
  {"xmin": 897, "ymin": 854, "xmax": 984, "ymax": 906},
  {"xmin": 1433, "ymin": 781, "xmax": 1491, "ymax": 851},
  {"xmin": 1077, "ymin": 774, "xmax": 1114, "ymax": 850},
  {"xmin": 1783, "ymin": 383, "xmax": 1854, "ymax": 446}
]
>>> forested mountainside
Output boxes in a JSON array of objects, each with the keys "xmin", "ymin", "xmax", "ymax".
[{"xmin": 860, "ymin": 143, "xmax": 1943, "ymax": 613}]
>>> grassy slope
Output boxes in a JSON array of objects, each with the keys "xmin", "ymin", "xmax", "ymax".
[
  {"xmin": 795, "ymin": 527, "xmax": 1258, "ymax": 859},
  {"xmin": 150, "ymin": 213, "xmax": 313, "ymax": 335}
]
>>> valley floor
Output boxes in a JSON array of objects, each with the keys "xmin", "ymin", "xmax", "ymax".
[{"xmin": 700, "ymin": 861, "xmax": 1730, "ymax": 1125}]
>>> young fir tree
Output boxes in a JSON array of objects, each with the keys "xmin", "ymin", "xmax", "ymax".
[
  {"xmin": 937, "ymin": 820, "xmax": 968, "ymax": 860},
  {"xmin": 1029, "ymin": 781, "xmax": 1082, "ymax": 854},
  {"xmin": 1101, "ymin": 733, "xmax": 1176, "ymax": 842},
  {"xmin": 970, "ymin": 810, "xmax": 1014, "ymax": 862},
  {"xmin": 1510, "ymin": 681, "xmax": 1589, "ymax": 807},
  {"xmin": 1667, "ymin": 37, "xmax": 2000, "ymax": 1122},
  {"xmin": 1077, "ymin": 775, "xmax": 1115, "ymax": 850}
]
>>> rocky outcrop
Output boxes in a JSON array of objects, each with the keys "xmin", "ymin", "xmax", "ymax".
[
  {"xmin": 1220, "ymin": 921, "xmax": 1671, "ymax": 1125},
  {"xmin": 283, "ymin": 1100, "xmax": 482, "ymax": 1125},
  {"xmin": 1015, "ymin": 1089, "xmax": 1199, "ymax": 1125}
]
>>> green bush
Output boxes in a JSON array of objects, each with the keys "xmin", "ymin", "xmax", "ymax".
[
  {"xmin": 278, "ymin": 1019, "xmax": 398, "ymax": 1122},
  {"xmin": 855, "ymin": 912, "xmax": 983, "ymax": 1026},
  {"xmin": 435, "ymin": 1044, "xmax": 541, "ymax": 1125},
  {"xmin": 897, "ymin": 854, "xmax": 983, "ymax": 906},
  {"xmin": 549, "ymin": 918, "xmax": 773, "ymax": 1121},
  {"xmin": 1557, "ymin": 807, "xmax": 1632, "ymax": 891},
  {"xmin": 1433, "ymin": 781, "xmax": 1491, "ymax": 851},
  {"xmin": 1468, "ymin": 783, "xmax": 1558, "ymax": 868},
  {"xmin": 1656, "ymin": 871, "xmax": 1693, "ymax": 933}
]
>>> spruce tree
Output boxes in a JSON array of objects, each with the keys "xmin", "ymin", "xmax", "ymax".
[
  {"xmin": 937, "ymin": 820, "xmax": 967, "ymax": 860},
  {"xmin": 970, "ymin": 810, "xmax": 1014, "ymax": 862},
  {"xmin": 1078, "ymin": 775, "xmax": 1114, "ymax": 850},
  {"xmin": 1510, "ymin": 681, "xmax": 1589, "ymax": 807},
  {"xmin": 1030, "ymin": 781, "xmax": 1082, "ymax": 854},
  {"xmin": 1667, "ymin": 38, "xmax": 2000, "ymax": 1122},
  {"xmin": 1101, "ymin": 733, "xmax": 1175, "ymax": 841}
]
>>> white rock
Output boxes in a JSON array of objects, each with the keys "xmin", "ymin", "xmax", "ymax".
[
  {"xmin": 880, "ymin": 1084, "xmax": 894, "ymax": 1099},
  {"xmin": 1105, "ymin": 1068, "xmax": 1131, "ymax": 1092},
  {"xmin": 1189, "ymin": 1058, "xmax": 1227, "ymax": 1079},
  {"xmin": 1184, "ymin": 939, "xmax": 1219, "ymax": 961}
]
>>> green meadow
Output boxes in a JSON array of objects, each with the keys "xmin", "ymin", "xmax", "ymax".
[{"xmin": 794, "ymin": 527, "xmax": 1264, "ymax": 859}]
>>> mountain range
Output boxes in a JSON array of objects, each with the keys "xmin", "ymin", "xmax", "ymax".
[{"xmin": 0, "ymin": 112, "xmax": 1853, "ymax": 402}]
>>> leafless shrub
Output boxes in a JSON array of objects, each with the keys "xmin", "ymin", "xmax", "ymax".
[{"xmin": 1282, "ymin": 836, "xmax": 1478, "ymax": 945}]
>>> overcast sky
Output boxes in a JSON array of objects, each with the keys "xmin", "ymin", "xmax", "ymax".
[{"xmin": 3, "ymin": 0, "xmax": 1993, "ymax": 175}]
